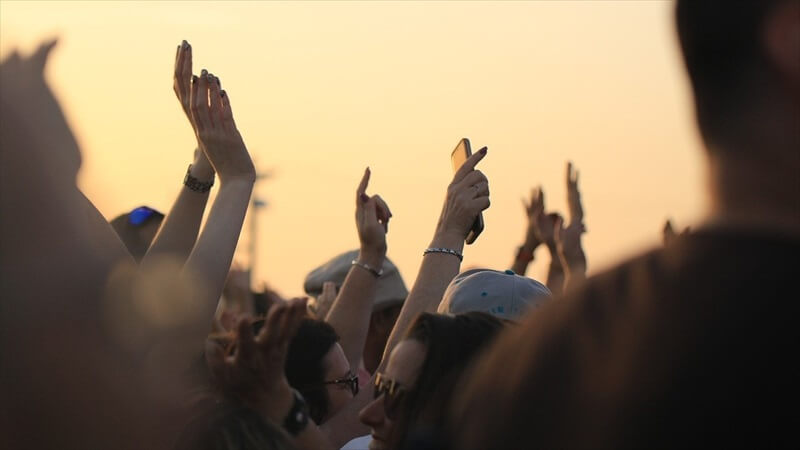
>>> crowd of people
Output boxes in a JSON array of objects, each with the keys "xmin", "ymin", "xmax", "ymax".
[{"xmin": 1, "ymin": 1, "xmax": 798, "ymax": 449}]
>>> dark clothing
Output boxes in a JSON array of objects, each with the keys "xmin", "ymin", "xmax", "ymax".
[{"xmin": 451, "ymin": 228, "xmax": 800, "ymax": 449}]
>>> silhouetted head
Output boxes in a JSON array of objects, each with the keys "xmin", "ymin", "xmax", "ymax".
[
  {"xmin": 110, "ymin": 206, "xmax": 164, "ymax": 262},
  {"xmin": 676, "ymin": 0, "xmax": 800, "ymax": 153}
]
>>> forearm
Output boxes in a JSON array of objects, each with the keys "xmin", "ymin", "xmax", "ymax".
[
  {"xmin": 182, "ymin": 179, "xmax": 253, "ymax": 319},
  {"xmin": 510, "ymin": 239, "xmax": 538, "ymax": 275},
  {"xmin": 378, "ymin": 231, "xmax": 463, "ymax": 371},
  {"xmin": 545, "ymin": 244, "xmax": 565, "ymax": 297},
  {"xmin": 81, "ymin": 191, "xmax": 136, "ymax": 266},
  {"xmin": 560, "ymin": 251, "xmax": 587, "ymax": 292},
  {"xmin": 141, "ymin": 163, "xmax": 212, "ymax": 267},
  {"xmin": 325, "ymin": 249, "xmax": 384, "ymax": 370}
]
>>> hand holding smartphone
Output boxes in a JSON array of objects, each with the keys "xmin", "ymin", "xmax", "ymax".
[{"xmin": 451, "ymin": 138, "xmax": 485, "ymax": 244}]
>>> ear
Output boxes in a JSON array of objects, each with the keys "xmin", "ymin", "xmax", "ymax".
[{"xmin": 763, "ymin": 1, "xmax": 800, "ymax": 86}]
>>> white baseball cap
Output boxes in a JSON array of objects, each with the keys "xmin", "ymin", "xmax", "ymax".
[{"xmin": 437, "ymin": 269, "xmax": 552, "ymax": 321}]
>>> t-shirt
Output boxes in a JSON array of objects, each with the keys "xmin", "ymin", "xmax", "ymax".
[
  {"xmin": 341, "ymin": 434, "xmax": 372, "ymax": 450},
  {"xmin": 451, "ymin": 228, "xmax": 800, "ymax": 450}
]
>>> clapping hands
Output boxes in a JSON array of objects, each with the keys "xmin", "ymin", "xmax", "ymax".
[{"xmin": 174, "ymin": 40, "xmax": 214, "ymax": 179}]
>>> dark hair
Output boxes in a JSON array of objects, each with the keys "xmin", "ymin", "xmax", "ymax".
[
  {"xmin": 284, "ymin": 318, "xmax": 339, "ymax": 424},
  {"xmin": 676, "ymin": 0, "xmax": 784, "ymax": 149},
  {"xmin": 386, "ymin": 312, "xmax": 505, "ymax": 449},
  {"xmin": 174, "ymin": 397, "xmax": 293, "ymax": 450}
]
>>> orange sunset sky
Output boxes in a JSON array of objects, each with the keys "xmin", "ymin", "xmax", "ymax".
[{"xmin": 1, "ymin": 1, "xmax": 707, "ymax": 296}]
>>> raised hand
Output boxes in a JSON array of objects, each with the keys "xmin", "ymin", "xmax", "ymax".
[
  {"xmin": 190, "ymin": 70, "xmax": 255, "ymax": 184},
  {"xmin": 554, "ymin": 216, "xmax": 586, "ymax": 267},
  {"xmin": 522, "ymin": 186, "xmax": 546, "ymax": 248},
  {"xmin": 205, "ymin": 297, "xmax": 308, "ymax": 423},
  {"xmin": 435, "ymin": 147, "xmax": 490, "ymax": 243},
  {"xmin": 566, "ymin": 161, "xmax": 584, "ymax": 226},
  {"xmin": 355, "ymin": 167, "xmax": 391, "ymax": 259},
  {"xmin": 173, "ymin": 40, "xmax": 214, "ymax": 179}
]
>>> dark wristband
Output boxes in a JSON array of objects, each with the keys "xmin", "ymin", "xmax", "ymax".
[
  {"xmin": 282, "ymin": 389, "xmax": 310, "ymax": 436},
  {"xmin": 184, "ymin": 164, "xmax": 214, "ymax": 193}
]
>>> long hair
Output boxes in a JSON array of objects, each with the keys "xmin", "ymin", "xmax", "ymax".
[{"xmin": 385, "ymin": 312, "xmax": 505, "ymax": 449}]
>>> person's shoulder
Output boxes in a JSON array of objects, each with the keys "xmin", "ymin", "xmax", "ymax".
[
  {"xmin": 513, "ymin": 226, "xmax": 800, "ymax": 341},
  {"xmin": 574, "ymin": 226, "xmax": 800, "ymax": 300}
]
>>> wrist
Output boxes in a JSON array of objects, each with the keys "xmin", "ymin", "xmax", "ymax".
[
  {"xmin": 258, "ymin": 383, "xmax": 295, "ymax": 424},
  {"xmin": 358, "ymin": 248, "xmax": 386, "ymax": 268},
  {"xmin": 523, "ymin": 231, "xmax": 541, "ymax": 251},
  {"xmin": 564, "ymin": 253, "xmax": 587, "ymax": 271},
  {"xmin": 430, "ymin": 230, "xmax": 465, "ymax": 253},
  {"xmin": 521, "ymin": 239, "xmax": 540, "ymax": 253},
  {"xmin": 184, "ymin": 164, "xmax": 215, "ymax": 193},
  {"xmin": 190, "ymin": 159, "xmax": 215, "ymax": 181}
]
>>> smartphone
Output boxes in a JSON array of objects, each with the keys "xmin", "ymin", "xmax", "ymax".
[{"xmin": 450, "ymin": 138, "xmax": 484, "ymax": 245}]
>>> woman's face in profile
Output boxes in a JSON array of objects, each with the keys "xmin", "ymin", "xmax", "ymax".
[{"xmin": 358, "ymin": 338, "xmax": 427, "ymax": 450}]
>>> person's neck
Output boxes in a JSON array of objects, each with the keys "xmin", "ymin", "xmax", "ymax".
[{"xmin": 707, "ymin": 143, "xmax": 800, "ymax": 238}]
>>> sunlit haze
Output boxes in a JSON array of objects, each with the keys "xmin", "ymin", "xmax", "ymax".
[{"xmin": 1, "ymin": 0, "xmax": 707, "ymax": 296}]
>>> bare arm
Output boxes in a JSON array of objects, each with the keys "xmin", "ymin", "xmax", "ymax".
[
  {"xmin": 379, "ymin": 146, "xmax": 491, "ymax": 371},
  {"xmin": 511, "ymin": 187, "xmax": 544, "ymax": 275},
  {"xmin": 325, "ymin": 168, "xmax": 392, "ymax": 370},
  {"xmin": 554, "ymin": 162, "xmax": 587, "ymax": 293},
  {"xmin": 545, "ymin": 242, "xmax": 566, "ymax": 297},
  {"xmin": 180, "ymin": 71, "xmax": 256, "ymax": 330}
]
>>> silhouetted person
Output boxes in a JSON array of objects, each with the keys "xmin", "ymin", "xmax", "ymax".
[{"xmin": 448, "ymin": 1, "xmax": 800, "ymax": 449}]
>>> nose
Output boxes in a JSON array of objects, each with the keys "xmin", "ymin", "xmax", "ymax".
[{"xmin": 359, "ymin": 396, "xmax": 385, "ymax": 428}]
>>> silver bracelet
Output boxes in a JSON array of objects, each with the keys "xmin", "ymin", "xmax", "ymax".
[
  {"xmin": 351, "ymin": 260, "xmax": 383, "ymax": 278},
  {"xmin": 423, "ymin": 247, "xmax": 463, "ymax": 262}
]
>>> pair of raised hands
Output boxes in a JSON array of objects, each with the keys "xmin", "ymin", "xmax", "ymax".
[
  {"xmin": 173, "ymin": 40, "xmax": 254, "ymax": 184},
  {"xmin": 354, "ymin": 147, "xmax": 491, "ymax": 256},
  {"xmin": 523, "ymin": 162, "xmax": 586, "ymax": 266}
]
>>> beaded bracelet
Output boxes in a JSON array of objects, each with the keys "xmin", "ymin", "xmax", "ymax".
[
  {"xmin": 184, "ymin": 164, "xmax": 215, "ymax": 193},
  {"xmin": 423, "ymin": 247, "xmax": 464, "ymax": 262},
  {"xmin": 351, "ymin": 259, "xmax": 383, "ymax": 278}
]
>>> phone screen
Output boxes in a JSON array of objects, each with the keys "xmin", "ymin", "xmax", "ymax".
[{"xmin": 450, "ymin": 138, "xmax": 484, "ymax": 245}]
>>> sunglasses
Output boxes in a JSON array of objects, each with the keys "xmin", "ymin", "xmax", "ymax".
[
  {"xmin": 128, "ymin": 206, "xmax": 159, "ymax": 226},
  {"xmin": 323, "ymin": 371, "xmax": 359, "ymax": 396},
  {"xmin": 373, "ymin": 372, "xmax": 408, "ymax": 420}
]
